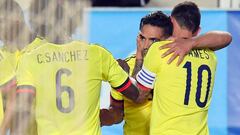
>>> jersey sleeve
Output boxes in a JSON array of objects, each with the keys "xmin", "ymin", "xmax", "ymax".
[
  {"xmin": 136, "ymin": 42, "xmax": 167, "ymax": 89},
  {"xmin": 100, "ymin": 47, "xmax": 129, "ymax": 90},
  {"xmin": 110, "ymin": 89, "xmax": 123, "ymax": 101},
  {"xmin": 0, "ymin": 58, "xmax": 15, "ymax": 86},
  {"xmin": 0, "ymin": 51, "xmax": 18, "ymax": 86},
  {"xmin": 17, "ymin": 37, "xmax": 47, "ymax": 87},
  {"xmin": 16, "ymin": 53, "xmax": 36, "ymax": 88},
  {"xmin": 20, "ymin": 37, "xmax": 46, "ymax": 54}
]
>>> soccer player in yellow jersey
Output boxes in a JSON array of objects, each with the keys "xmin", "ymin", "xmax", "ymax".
[
  {"xmin": 100, "ymin": 11, "xmax": 172, "ymax": 135},
  {"xmin": 0, "ymin": 0, "xmax": 46, "ymax": 134},
  {"xmin": 15, "ymin": 40, "xmax": 150, "ymax": 135},
  {"xmin": 100, "ymin": 7, "xmax": 231, "ymax": 135},
  {"xmin": 136, "ymin": 1, "xmax": 231, "ymax": 135},
  {"xmin": 13, "ymin": 0, "xmax": 150, "ymax": 135}
]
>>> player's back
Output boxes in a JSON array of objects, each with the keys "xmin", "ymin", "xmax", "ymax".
[
  {"xmin": 17, "ymin": 41, "xmax": 128, "ymax": 135},
  {"xmin": 140, "ymin": 41, "xmax": 217, "ymax": 135}
]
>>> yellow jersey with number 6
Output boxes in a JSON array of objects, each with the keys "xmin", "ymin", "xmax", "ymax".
[{"xmin": 16, "ymin": 41, "xmax": 129, "ymax": 135}]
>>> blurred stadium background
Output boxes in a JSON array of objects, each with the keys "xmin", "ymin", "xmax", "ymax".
[{"xmin": 8, "ymin": 0, "xmax": 240, "ymax": 135}]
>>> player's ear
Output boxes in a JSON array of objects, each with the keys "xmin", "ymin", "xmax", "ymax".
[
  {"xmin": 170, "ymin": 16, "xmax": 175, "ymax": 24},
  {"xmin": 170, "ymin": 16, "xmax": 174, "ymax": 23},
  {"xmin": 193, "ymin": 26, "xmax": 201, "ymax": 37},
  {"xmin": 170, "ymin": 16, "xmax": 180, "ymax": 31}
]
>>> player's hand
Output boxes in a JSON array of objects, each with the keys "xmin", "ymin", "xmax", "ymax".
[
  {"xmin": 160, "ymin": 37, "xmax": 194, "ymax": 66},
  {"xmin": 136, "ymin": 35, "xmax": 145, "ymax": 59},
  {"xmin": 100, "ymin": 109, "xmax": 110, "ymax": 127},
  {"xmin": 117, "ymin": 59, "xmax": 130, "ymax": 74},
  {"xmin": 136, "ymin": 89, "xmax": 151, "ymax": 104}
]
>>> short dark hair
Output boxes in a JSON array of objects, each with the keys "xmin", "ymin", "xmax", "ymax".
[
  {"xmin": 140, "ymin": 11, "xmax": 172, "ymax": 38},
  {"xmin": 171, "ymin": 1, "xmax": 200, "ymax": 34}
]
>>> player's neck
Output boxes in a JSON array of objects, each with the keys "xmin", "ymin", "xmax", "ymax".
[
  {"xmin": 173, "ymin": 28, "xmax": 192, "ymax": 38},
  {"xmin": 172, "ymin": 20, "xmax": 193, "ymax": 38}
]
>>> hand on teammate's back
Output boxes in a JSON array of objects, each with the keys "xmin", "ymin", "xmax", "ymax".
[{"xmin": 160, "ymin": 37, "xmax": 194, "ymax": 66}]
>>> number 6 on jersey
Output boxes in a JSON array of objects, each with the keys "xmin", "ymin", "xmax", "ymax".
[{"xmin": 56, "ymin": 68, "xmax": 75, "ymax": 113}]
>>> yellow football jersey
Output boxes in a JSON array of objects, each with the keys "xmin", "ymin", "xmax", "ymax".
[
  {"xmin": 20, "ymin": 37, "xmax": 46, "ymax": 135},
  {"xmin": 0, "ymin": 48, "xmax": 19, "ymax": 86},
  {"xmin": 136, "ymin": 41, "xmax": 217, "ymax": 135},
  {"xmin": 20, "ymin": 36, "xmax": 46, "ymax": 54},
  {"xmin": 0, "ymin": 37, "xmax": 45, "ymax": 85},
  {"xmin": 111, "ymin": 55, "xmax": 152, "ymax": 135},
  {"xmin": 0, "ymin": 37, "xmax": 45, "ymax": 132},
  {"xmin": 0, "ymin": 36, "xmax": 46, "ymax": 86},
  {"xmin": 0, "ymin": 47, "xmax": 19, "ymax": 126},
  {"xmin": 16, "ymin": 41, "xmax": 129, "ymax": 135}
]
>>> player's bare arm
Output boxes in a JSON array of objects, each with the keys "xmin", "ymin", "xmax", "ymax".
[
  {"xmin": 12, "ymin": 85, "xmax": 35, "ymax": 135},
  {"xmin": 100, "ymin": 97, "xmax": 124, "ymax": 126},
  {"xmin": 160, "ymin": 31, "xmax": 232, "ymax": 66},
  {"xmin": 194, "ymin": 31, "xmax": 232, "ymax": 50}
]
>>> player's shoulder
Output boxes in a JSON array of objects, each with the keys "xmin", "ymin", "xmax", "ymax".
[
  {"xmin": 89, "ymin": 43, "xmax": 114, "ymax": 57},
  {"xmin": 21, "ymin": 36, "xmax": 47, "ymax": 54},
  {"xmin": 0, "ymin": 47, "xmax": 18, "ymax": 60},
  {"xmin": 146, "ymin": 40, "xmax": 172, "ymax": 57},
  {"xmin": 203, "ymin": 48, "xmax": 216, "ymax": 56},
  {"xmin": 149, "ymin": 41, "xmax": 172, "ymax": 50},
  {"xmin": 124, "ymin": 54, "xmax": 136, "ymax": 63},
  {"xmin": 89, "ymin": 43, "xmax": 107, "ymax": 51},
  {"xmin": 206, "ymin": 48, "xmax": 217, "ymax": 62},
  {"xmin": 69, "ymin": 40, "xmax": 90, "ymax": 49},
  {"xmin": 187, "ymin": 48, "xmax": 217, "ymax": 62},
  {"xmin": 72, "ymin": 40, "xmax": 89, "ymax": 46}
]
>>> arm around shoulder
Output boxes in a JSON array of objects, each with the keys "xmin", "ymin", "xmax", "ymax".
[{"xmin": 193, "ymin": 31, "xmax": 232, "ymax": 51}]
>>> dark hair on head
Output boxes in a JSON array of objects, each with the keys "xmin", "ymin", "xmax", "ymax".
[
  {"xmin": 171, "ymin": 1, "xmax": 200, "ymax": 34},
  {"xmin": 140, "ymin": 11, "xmax": 173, "ymax": 38}
]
